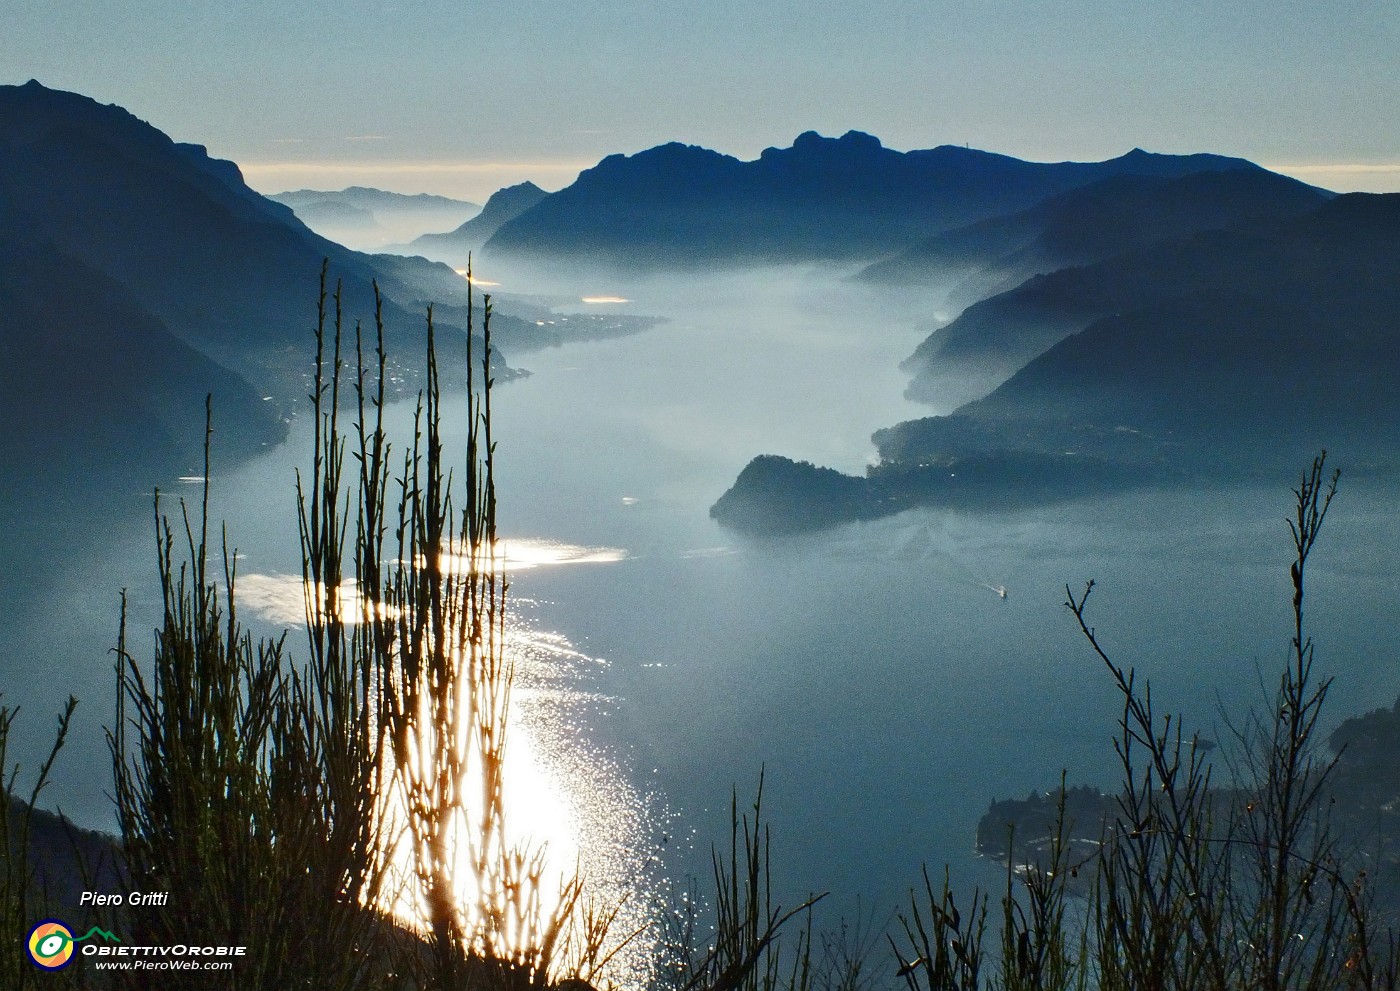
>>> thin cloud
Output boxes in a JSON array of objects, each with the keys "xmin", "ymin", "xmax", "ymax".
[
  {"xmin": 241, "ymin": 160, "xmax": 591, "ymax": 176},
  {"xmin": 1265, "ymin": 162, "xmax": 1400, "ymax": 192},
  {"xmin": 1265, "ymin": 163, "xmax": 1400, "ymax": 174},
  {"xmin": 239, "ymin": 158, "xmax": 591, "ymax": 199}
]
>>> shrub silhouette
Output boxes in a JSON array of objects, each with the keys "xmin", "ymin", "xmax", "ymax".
[{"xmin": 901, "ymin": 454, "xmax": 1398, "ymax": 991}]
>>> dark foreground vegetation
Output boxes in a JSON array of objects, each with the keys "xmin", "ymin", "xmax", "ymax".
[
  {"xmin": 978, "ymin": 705, "xmax": 1400, "ymax": 924},
  {"xmin": 3, "ymin": 272, "xmax": 1396, "ymax": 990}
]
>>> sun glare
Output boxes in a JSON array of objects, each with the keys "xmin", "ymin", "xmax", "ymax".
[
  {"xmin": 240, "ymin": 539, "xmax": 627, "ymax": 627},
  {"xmin": 454, "ymin": 268, "xmax": 502, "ymax": 287},
  {"xmin": 436, "ymin": 537, "xmax": 628, "ymax": 574},
  {"xmin": 376, "ymin": 679, "xmax": 583, "ymax": 936},
  {"xmin": 501, "ymin": 537, "xmax": 628, "ymax": 570},
  {"xmin": 238, "ymin": 536, "xmax": 656, "ymax": 985}
]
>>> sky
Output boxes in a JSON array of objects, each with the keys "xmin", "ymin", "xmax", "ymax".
[{"xmin": 5, "ymin": 0, "xmax": 1399, "ymax": 201}]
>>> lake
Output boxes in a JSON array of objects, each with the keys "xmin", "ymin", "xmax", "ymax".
[{"xmin": 7, "ymin": 262, "xmax": 1400, "ymax": 971}]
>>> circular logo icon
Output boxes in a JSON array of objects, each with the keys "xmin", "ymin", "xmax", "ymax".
[{"xmin": 27, "ymin": 920, "xmax": 75, "ymax": 970}]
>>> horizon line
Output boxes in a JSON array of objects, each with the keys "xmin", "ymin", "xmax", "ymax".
[{"xmin": 240, "ymin": 155, "xmax": 1400, "ymax": 199}]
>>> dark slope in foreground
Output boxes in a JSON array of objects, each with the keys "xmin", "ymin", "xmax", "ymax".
[
  {"xmin": 5, "ymin": 796, "xmax": 122, "ymax": 911},
  {"xmin": 713, "ymin": 194, "xmax": 1400, "ymax": 534},
  {"xmin": 483, "ymin": 133, "xmax": 1259, "ymax": 269}
]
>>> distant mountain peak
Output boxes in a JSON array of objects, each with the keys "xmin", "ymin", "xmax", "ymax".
[
  {"xmin": 482, "ymin": 130, "xmax": 1280, "ymax": 268},
  {"xmin": 636, "ymin": 141, "xmax": 733, "ymax": 161},
  {"xmin": 473, "ymin": 180, "xmax": 549, "ymax": 217},
  {"xmin": 760, "ymin": 129, "xmax": 887, "ymax": 161},
  {"xmin": 1105, "ymin": 146, "xmax": 1258, "ymax": 172},
  {"xmin": 406, "ymin": 179, "xmax": 549, "ymax": 260},
  {"xmin": 789, "ymin": 129, "xmax": 884, "ymax": 151},
  {"xmin": 840, "ymin": 129, "xmax": 882, "ymax": 147}
]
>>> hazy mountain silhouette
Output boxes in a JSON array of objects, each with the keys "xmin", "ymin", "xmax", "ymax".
[
  {"xmin": 407, "ymin": 181, "xmax": 548, "ymax": 264},
  {"xmin": 272, "ymin": 186, "xmax": 478, "ymax": 216},
  {"xmin": 482, "ymin": 133, "xmax": 1261, "ymax": 268},
  {"xmin": 884, "ymin": 292, "xmax": 1400, "ymax": 475},
  {"xmin": 0, "ymin": 80, "xmax": 498, "ymax": 406},
  {"xmin": 271, "ymin": 186, "xmax": 479, "ymax": 250},
  {"xmin": 272, "ymin": 195, "xmax": 377, "ymax": 231},
  {"xmin": 714, "ymin": 193, "xmax": 1400, "ymax": 533},
  {"xmin": 860, "ymin": 168, "xmax": 1329, "ymax": 306},
  {"xmin": 0, "ymin": 78, "xmax": 554, "ymax": 587},
  {"xmin": 901, "ymin": 189, "xmax": 1395, "ymax": 409}
]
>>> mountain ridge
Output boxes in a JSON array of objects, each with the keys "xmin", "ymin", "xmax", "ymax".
[
  {"xmin": 900, "ymin": 184, "xmax": 1378, "ymax": 409},
  {"xmin": 712, "ymin": 191, "xmax": 1400, "ymax": 534},
  {"xmin": 0, "ymin": 81, "xmax": 512, "ymax": 398},
  {"xmin": 482, "ymin": 131, "xmax": 1263, "ymax": 268},
  {"xmin": 270, "ymin": 186, "xmax": 481, "ymax": 250},
  {"xmin": 0, "ymin": 78, "xmax": 536, "ymax": 533},
  {"xmin": 406, "ymin": 181, "xmax": 549, "ymax": 264},
  {"xmin": 860, "ymin": 168, "xmax": 1330, "ymax": 306}
]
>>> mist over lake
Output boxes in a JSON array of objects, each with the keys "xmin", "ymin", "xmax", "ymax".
[{"xmin": 10, "ymin": 262, "xmax": 1400, "ymax": 931}]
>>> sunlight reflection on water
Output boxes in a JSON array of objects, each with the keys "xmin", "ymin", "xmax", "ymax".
[
  {"xmin": 238, "ymin": 538, "xmax": 629, "ymax": 625},
  {"xmin": 237, "ymin": 545, "xmax": 667, "ymax": 987},
  {"xmin": 500, "ymin": 537, "xmax": 630, "ymax": 570}
]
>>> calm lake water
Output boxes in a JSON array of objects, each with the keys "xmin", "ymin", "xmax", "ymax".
[{"xmin": 8, "ymin": 263, "xmax": 1400, "ymax": 964}]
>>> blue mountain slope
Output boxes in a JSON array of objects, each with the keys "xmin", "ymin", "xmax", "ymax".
[{"xmin": 484, "ymin": 131, "xmax": 1262, "ymax": 268}]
